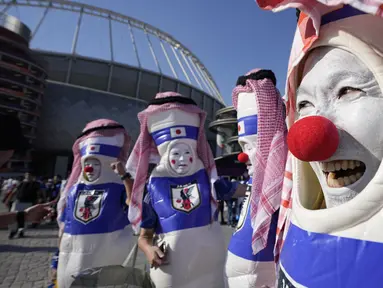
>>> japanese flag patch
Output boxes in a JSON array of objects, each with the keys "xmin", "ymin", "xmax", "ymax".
[
  {"xmin": 237, "ymin": 121, "xmax": 245, "ymax": 136},
  {"xmin": 170, "ymin": 127, "xmax": 186, "ymax": 138},
  {"xmin": 87, "ymin": 144, "xmax": 100, "ymax": 154}
]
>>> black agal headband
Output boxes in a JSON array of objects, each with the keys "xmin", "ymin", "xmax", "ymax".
[
  {"xmin": 236, "ymin": 69, "xmax": 277, "ymax": 87},
  {"xmin": 77, "ymin": 124, "xmax": 125, "ymax": 139},
  {"xmin": 149, "ymin": 96, "xmax": 197, "ymax": 106}
]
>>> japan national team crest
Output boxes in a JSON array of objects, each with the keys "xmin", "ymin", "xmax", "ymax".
[
  {"xmin": 74, "ymin": 190, "xmax": 105, "ymax": 224},
  {"xmin": 171, "ymin": 182, "xmax": 201, "ymax": 213}
]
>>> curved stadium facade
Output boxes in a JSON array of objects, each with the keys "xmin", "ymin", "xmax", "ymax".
[{"xmin": 0, "ymin": 0, "xmax": 225, "ymax": 176}]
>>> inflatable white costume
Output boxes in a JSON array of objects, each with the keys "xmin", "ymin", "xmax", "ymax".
[
  {"xmin": 255, "ymin": 1, "xmax": 383, "ymax": 287},
  {"xmin": 226, "ymin": 69, "xmax": 288, "ymax": 287},
  {"xmin": 57, "ymin": 119, "xmax": 134, "ymax": 288},
  {"xmin": 126, "ymin": 92, "xmax": 227, "ymax": 288}
]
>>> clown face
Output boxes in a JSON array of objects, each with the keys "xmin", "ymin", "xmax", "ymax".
[
  {"xmin": 296, "ymin": 47, "xmax": 383, "ymax": 208},
  {"xmin": 168, "ymin": 142, "xmax": 194, "ymax": 175},
  {"xmin": 83, "ymin": 157, "xmax": 102, "ymax": 182},
  {"xmin": 238, "ymin": 139, "xmax": 257, "ymax": 175}
]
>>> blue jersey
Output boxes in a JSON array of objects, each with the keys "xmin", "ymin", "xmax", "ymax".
[
  {"xmin": 141, "ymin": 170, "xmax": 236, "ymax": 234},
  {"xmin": 63, "ymin": 182, "xmax": 129, "ymax": 235},
  {"xmin": 228, "ymin": 178, "xmax": 278, "ymax": 261},
  {"xmin": 278, "ymin": 223, "xmax": 383, "ymax": 288}
]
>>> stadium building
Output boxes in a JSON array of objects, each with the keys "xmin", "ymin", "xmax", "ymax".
[{"xmin": 0, "ymin": 0, "xmax": 225, "ymax": 177}]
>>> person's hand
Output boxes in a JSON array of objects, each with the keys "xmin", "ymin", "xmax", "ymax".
[
  {"xmin": 25, "ymin": 202, "xmax": 55, "ymax": 223},
  {"xmin": 145, "ymin": 245, "xmax": 168, "ymax": 269},
  {"xmin": 110, "ymin": 161, "xmax": 125, "ymax": 176}
]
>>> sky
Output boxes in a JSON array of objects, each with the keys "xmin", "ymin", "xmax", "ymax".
[{"xmin": 3, "ymin": 0, "xmax": 297, "ymax": 105}]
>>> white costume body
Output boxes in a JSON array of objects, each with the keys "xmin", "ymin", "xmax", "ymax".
[
  {"xmin": 142, "ymin": 109, "xmax": 226, "ymax": 288},
  {"xmin": 57, "ymin": 134, "xmax": 135, "ymax": 288},
  {"xmin": 278, "ymin": 7, "xmax": 383, "ymax": 288},
  {"xmin": 225, "ymin": 92, "xmax": 277, "ymax": 287}
]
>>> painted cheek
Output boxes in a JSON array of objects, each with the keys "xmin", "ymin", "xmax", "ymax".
[
  {"xmin": 189, "ymin": 157, "xmax": 193, "ymax": 163},
  {"xmin": 171, "ymin": 160, "xmax": 176, "ymax": 165}
]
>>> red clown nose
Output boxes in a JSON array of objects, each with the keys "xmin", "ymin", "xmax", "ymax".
[
  {"xmin": 84, "ymin": 166, "xmax": 93, "ymax": 173},
  {"xmin": 238, "ymin": 152, "xmax": 249, "ymax": 163},
  {"xmin": 287, "ymin": 116, "xmax": 339, "ymax": 162}
]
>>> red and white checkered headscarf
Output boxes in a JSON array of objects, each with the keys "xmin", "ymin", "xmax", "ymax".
[
  {"xmin": 126, "ymin": 91, "xmax": 218, "ymax": 232},
  {"xmin": 57, "ymin": 119, "xmax": 131, "ymax": 231},
  {"xmin": 232, "ymin": 69, "xmax": 288, "ymax": 256},
  {"xmin": 255, "ymin": 0, "xmax": 383, "ymax": 262}
]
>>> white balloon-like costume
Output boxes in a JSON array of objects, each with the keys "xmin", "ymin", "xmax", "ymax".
[
  {"xmin": 57, "ymin": 119, "xmax": 135, "ymax": 288},
  {"xmin": 254, "ymin": 2, "xmax": 383, "ymax": 287},
  {"xmin": 126, "ymin": 92, "xmax": 227, "ymax": 288},
  {"xmin": 225, "ymin": 70, "xmax": 288, "ymax": 287}
]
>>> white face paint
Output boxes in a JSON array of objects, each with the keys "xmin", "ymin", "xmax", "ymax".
[
  {"xmin": 168, "ymin": 142, "xmax": 193, "ymax": 175},
  {"xmin": 297, "ymin": 47, "xmax": 383, "ymax": 208},
  {"xmin": 83, "ymin": 157, "xmax": 102, "ymax": 182},
  {"xmin": 239, "ymin": 138, "xmax": 257, "ymax": 175}
]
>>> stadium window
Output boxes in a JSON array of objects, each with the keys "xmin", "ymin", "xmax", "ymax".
[
  {"xmin": 191, "ymin": 89, "xmax": 204, "ymax": 108},
  {"xmin": 110, "ymin": 65, "xmax": 138, "ymax": 97},
  {"xmin": 138, "ymin": 72, "xmax": 160, "ymax": 102},
  {"xmin": 70, "ymin": 58, "xmax": 109, "ymax": 91},
  {"xmin": 161, "ymin": 77, "xmax": 177, "ymax": 92},
  {"xmin": 40, "ymin": 54, "xmax": 68, "ymax": 82},
  {"xmin": 178, "ymin": 84, "xmax": 191, "ymax": 98}
]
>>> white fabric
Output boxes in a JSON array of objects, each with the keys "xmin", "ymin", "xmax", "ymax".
[
  {"xmin": 225, "ymin": 251, "xmax": 276, "ymax": 288},
  {"xmin": 150, "ymin": 223, "xmax": 226, "ymax": 288},
  {"xmin": 58, "ymin": 226, "xmax": 136, "ymax": 288}
]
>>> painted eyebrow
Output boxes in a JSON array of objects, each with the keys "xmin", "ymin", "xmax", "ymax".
[{"xmin": 297, "ymin": 70, "xmax": 366, "ymax": 100}]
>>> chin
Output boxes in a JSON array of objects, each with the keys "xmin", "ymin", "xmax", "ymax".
[{"xmin": 310, "ymin": 158, "xmax": 377, "ymax": 208}]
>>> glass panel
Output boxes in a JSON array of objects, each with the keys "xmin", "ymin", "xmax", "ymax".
[
  {"xmin": 38, "ymin": 54, "xmax": 68, "ymax": 82},
  {"xmin": 139, "ymin": 72, "xmax": 160, "ymax": 102},
  {"xmin": 204, "ymin": 95, "xmax": 214, "ymax": 116},
  {"xmin": 191, "ymin": 89, "xmax": 204, "ymax": 109},
  {"xmin": 110, "ymin": 65, "xmax": 138, "ymax": 97},
  {"xmin": 161, "ymin": 77, "xmax": 177, "ymax": 92},
  {"xmin": 178, "ymin": 83, "xmax": 191, "ymax": 98},
  {"xmin": 70, "ymin": 58, "xmax": 109, "ymax": 91}
]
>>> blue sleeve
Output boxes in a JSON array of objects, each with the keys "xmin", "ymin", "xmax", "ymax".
[
  {"xmin": 140, "ymin": 187, "xmax": 158, "ymax": 229},
  {"xmin": 214, "ymin": 178, "xmax": 238, "ymax": 201},
  {"xmin": 60, "ymin": 203, "xmax": 67, "ymax": 223}
]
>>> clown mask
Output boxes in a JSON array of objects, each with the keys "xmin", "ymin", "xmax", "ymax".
[
  {"xmin": 236, "ymin": 92, "xmax": 259, "ymax": 176},
  {"xmin": 168, "ymin": 142, "xmax": 194, "ymax": 175},
  {"xmin": 296, "ymin": 47, "xmax": 383, "ymax": 208},
  {"xmin": 83, "ymin": 157, "xmax": 102, "ymax": 182}
]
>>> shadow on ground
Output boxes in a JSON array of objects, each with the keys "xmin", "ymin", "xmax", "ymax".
[{"xmin": 0, "ymin": 245, "xmax": 57, "ymax": 253}]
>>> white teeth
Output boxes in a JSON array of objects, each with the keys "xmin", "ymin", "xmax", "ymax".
[
  {"xmin": 327, "ymin": 162, "xmax": 335, "ymax": 172},
  {"xmin": 349, "ymin": 175, "xmax": 357, "ymax": 183},
  {"xmin": 327, "ymin": 175, "xmax": 360, "ymax": 187},
  {"xmin": 341, "ymin": 160, "xmax": 348, "ymax": 170},
  {"xmin": 321, "ymin": 160, "xmax": 362, "ymax": 172},
  {"xmin": 343, "ymin": 176, "xmax": 350, "ymax": 186},
  {"xmin": 321, "ymin": 160, "xmax": 365, "ymax": 187}
]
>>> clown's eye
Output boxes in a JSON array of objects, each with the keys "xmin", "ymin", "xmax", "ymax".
[
  {"xmin": 297, "ymin": 100, "xmax": 313, "ymax": 111},
  {"xmin": 337, "ymin": 86, "xmax": 363, "ymax": 98},
  {"xmin": 185, "ymin": 151, "xmax": 190, "ymax": 155}
]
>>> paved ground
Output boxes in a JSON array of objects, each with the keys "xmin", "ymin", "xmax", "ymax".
[{"xmin": 0, "ymin": 203, "xmax": 234, "ymax": 288}]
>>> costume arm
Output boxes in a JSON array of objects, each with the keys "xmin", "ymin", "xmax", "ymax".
[
  {"xmin": 214, "ymin": 178, "xmax": 247, "ymax": 200},
  {"xmin": 138, "ymin": 190, "xmax": 158, "ymax": 252},
  {"xmin": 0, "ymin": 211, "xmax": 18, "ymax": 228},
  {"xmin": 122, "ymin": 178, "xmax": 133, "ymax": 206}
]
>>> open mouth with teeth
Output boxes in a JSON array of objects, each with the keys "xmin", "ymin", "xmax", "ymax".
[{"xmin": 320, "ymin": 160, "xmax": 366, "ymax": 188}]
